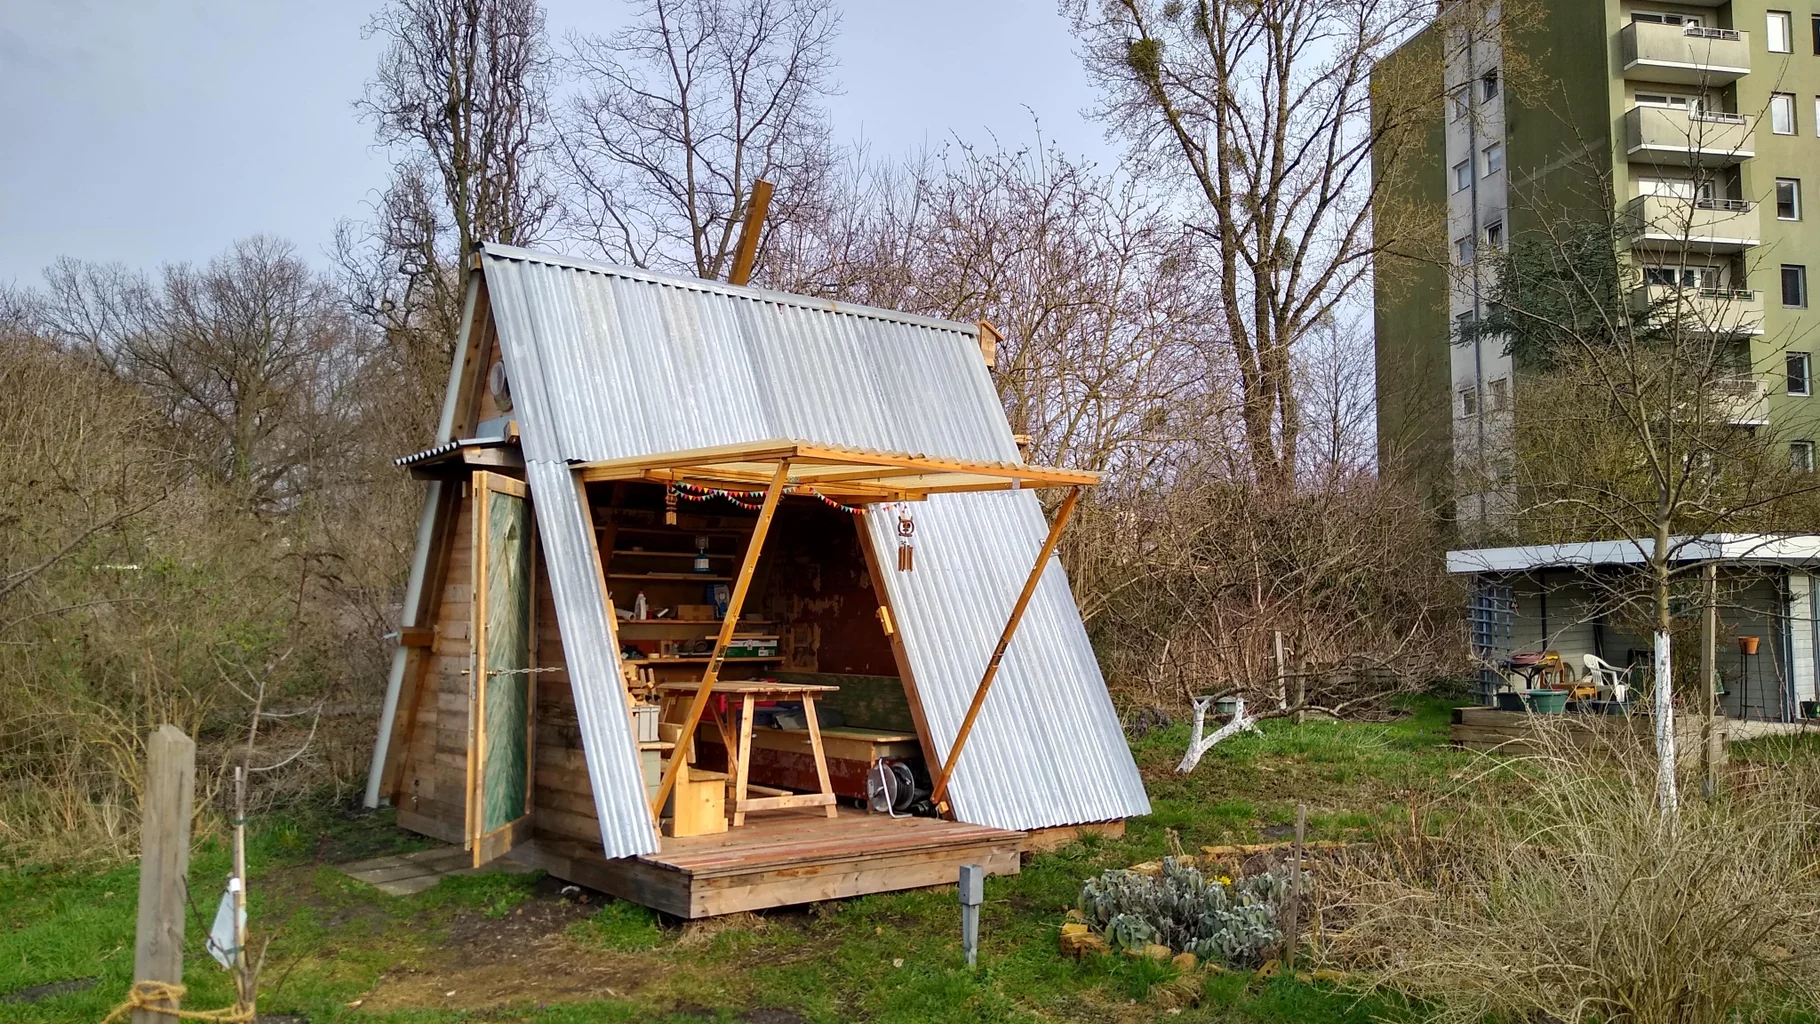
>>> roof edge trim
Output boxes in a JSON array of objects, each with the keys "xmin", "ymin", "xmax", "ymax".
[{"xmin": 477, "ymin": 242, "xmax": 981, "ymax": 337}]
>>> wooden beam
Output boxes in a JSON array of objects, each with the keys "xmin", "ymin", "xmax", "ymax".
[
  {"xmin": 727, "ymin": 179, "xmax": 774, "ymax": 287},
  {"xmin": 976, "ymin": 321, "xmax": 1001, "ymax": 370},
  {"xmin": 854, "ymin": 515, "xmax": 943, "ymax": 774},
  {"xmin": 648, "ymin": 462, "xmax": 792, "ymax": 822},
  {"xmin": 929, "ymin": 486, "xmax": 1082, "ymax": 813}
]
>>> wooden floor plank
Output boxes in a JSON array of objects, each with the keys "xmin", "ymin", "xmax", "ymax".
[{"xmin": 513, "ymin": 806, "xmax": 1026, "ymax": 918}]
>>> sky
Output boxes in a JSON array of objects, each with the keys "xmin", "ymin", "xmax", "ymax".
[{"xmin": 0, "ymin": 0, "xmax": 1114, "ymax": 286}]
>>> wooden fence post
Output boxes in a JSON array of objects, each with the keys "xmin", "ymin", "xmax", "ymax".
[{"xmin": 133, "ymin": 724, "xmax": 195, "ymax": 1024}]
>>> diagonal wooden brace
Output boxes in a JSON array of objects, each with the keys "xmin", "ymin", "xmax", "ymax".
[
  {"xmin": 648, "ymin": 462, "xmax": 792, "ymax": 823},
  {"xmin": 929, "ymin": 486, "xmax": 1082, "ymax": 812}
]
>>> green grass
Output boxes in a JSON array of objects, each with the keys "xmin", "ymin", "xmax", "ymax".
[{"xmin": 0, "ymin": 699, "xmax": 1466, "ymax": 1023}]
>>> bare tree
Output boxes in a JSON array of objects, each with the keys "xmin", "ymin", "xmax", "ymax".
[
  {"xmin": 1068, "ymin": 0, "xmax": 1438, "ymax": 486},
  {"xmin": 559, "ymin": 0, "xmax": 841, "ymax": 279},
  {"xmin": 341, "ymin": 0, "xmax": 557, "ymax": 439},
  {"xmin": 37, "ymin": 237, "xmax": 363, "ymax": 512}
]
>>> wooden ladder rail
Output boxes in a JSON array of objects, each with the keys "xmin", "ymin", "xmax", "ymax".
[
  {"xmin": 648, "ymin": 462, "xmax": 792, "ymax": 823},
  {"xmin": 929, "ymin": 485, "xmax": 1082, "ymax": 813}
]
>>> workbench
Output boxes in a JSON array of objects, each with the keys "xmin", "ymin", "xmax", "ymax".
[{"xmin": 657, "ymin": 680, "xmax": 840, "ymax": 827}]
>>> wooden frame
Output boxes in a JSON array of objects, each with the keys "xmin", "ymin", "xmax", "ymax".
[
  {"xmin": 648, "ymin": 463, "xmax": 794, "ymax": 823},
  {"xmin": 468, "ymin": 470, "xmax": 537, "ymax": 866},
  {"xmin": 575, "ymin": 440, "xmax": 1099, "ymax": 503}
]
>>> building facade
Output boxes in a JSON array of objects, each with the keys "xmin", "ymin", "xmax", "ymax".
[{"xmin": 1374, "ymin": 0, "xmax": 1820, "ymax": 522}]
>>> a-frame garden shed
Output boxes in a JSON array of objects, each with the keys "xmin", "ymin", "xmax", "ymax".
[{"xmin": 362, "ymin": 243, "xmax": 1149, "ymax": 917}]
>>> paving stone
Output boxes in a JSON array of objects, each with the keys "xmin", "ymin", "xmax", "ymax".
[
  {"xmin": 346, "ymin": 863, "xmax": 436, "ymax": 885},
  {"xmin": 374, "ymin": 873, "xmax": 447, "ymax": 896}
]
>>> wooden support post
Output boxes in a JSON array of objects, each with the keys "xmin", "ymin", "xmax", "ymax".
[
  {"xmin": 727, "ymin": 179, "xmax": 774, "ymax": 287},
  {"xmin": 134, "ymin": 724, "xmax": 196, "ymax": 1024},
  {"xmin": 650, "ymin": 462, "xmax": 791, "ymax": 821},
  {"xmin": 930, "ymin": 486, "xmax": 1081, "ymax": 812},
  {"xmin": 1284, "ymin": 803, "xmax": 1306, "ymax": 972}
]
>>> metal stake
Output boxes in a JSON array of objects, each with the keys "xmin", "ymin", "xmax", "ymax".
[{"xmin": 959, "ymin": 863, "xmax": 984, "ymax": 968}]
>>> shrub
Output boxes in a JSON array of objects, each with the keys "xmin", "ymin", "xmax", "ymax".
[
  {"xmin": 1079, "ymin": 858, "xmax": 1287, "ymax": 966},
  {"xmin": 1328, "ymin": 724, "xmax": 1820, "ymax": 1024}
]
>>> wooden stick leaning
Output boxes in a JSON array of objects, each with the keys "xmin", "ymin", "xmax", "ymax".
[
  {"xmin": 929, "ymin": 486, "xmax": 1081, "ymax": 812},
  {"xmin": 648, "ymin": 461, "xmax": 791, "ymax": 822}
]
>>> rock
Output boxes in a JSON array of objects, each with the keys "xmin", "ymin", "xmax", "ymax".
[{"xmin": 1171, "ymin": 952, "xmax": 1198, "ymax": 972}]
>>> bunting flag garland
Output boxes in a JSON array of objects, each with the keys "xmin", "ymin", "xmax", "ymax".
[{"xmin": 668, "ymin": 482, "xmax": 867, "ymax": 515}]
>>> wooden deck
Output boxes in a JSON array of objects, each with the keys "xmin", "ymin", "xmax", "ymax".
[{"xmin": 510, "ymin": 806, "xmax": 1025, "ymax": 918}]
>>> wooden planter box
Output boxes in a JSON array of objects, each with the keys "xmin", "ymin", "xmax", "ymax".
[{"xmin": 1450, "ymin": 706, "xmax": 1727, "ymax": 766}]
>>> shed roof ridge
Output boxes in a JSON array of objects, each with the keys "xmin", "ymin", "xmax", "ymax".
[{"xmin": 477, "ymin": 242, "xmax": 981, "ymax": 337}]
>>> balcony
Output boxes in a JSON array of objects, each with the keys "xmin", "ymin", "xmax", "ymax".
[
  {"xmin": 1624, "ymin": 107, "xmax": 1754, "ymax": 167},
  {"xmin": 1630, "ymin": 285, "xmax": 1765, "ymax": 337},
  {"xmin": 1710, "ymin": 377, "xmax": 1770, "ymax": 426},
  {"xmin": 1621, "ymin": 21, "xmax": 1751, "ymax": 86},
  {"xmin": 1626, "ymin": 195, "xmax": 1760, "ymax": 254}
]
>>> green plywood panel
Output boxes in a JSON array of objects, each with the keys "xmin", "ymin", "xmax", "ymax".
[{"xmin": 482, "ymin": 489, "xmax": 533, "ymax": 833}]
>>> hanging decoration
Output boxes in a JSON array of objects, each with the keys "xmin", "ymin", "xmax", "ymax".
[
  {"xmin": 896, "ymin": 503, "xmax": 917, "ymax": 572},
  {"xmin": 664, "ymin": 484, "xmax": 679, "ymax": 525},
  {"xmin": 668, "ymin": 482, "xmax": 868, "ymax": 515}
]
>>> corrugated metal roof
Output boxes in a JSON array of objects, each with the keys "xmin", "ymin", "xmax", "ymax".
[{"xmin": 482, "ymin": 243, "xmax": 1149, "ymax": 846}]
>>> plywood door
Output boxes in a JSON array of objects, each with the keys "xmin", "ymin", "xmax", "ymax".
[{"xmin": 468, "ymin": 471, "xmax": 536, "ymax": 866}]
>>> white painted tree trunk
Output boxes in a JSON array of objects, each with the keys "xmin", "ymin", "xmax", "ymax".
[
  {"xmin": 1654, "ymin": 629, "xmax": 1678, "ymax": 814},
  {"xmin": 1177, "ymin": 697, "xmax": 1259, "ymax": 773}
]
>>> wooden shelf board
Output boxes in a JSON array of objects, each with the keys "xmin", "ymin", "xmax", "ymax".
[
  {"xmin": 624, "ymin": 655, "xmax": 783, "ymax": 665},
  {"xmin": 619, "ymin": 618, "xmax": 775, "ymax": 626},
  {"xmin": 608, "ymin": 572, "xmax": 734, "ymax": 581},
  {"xmin": 612, "ymin": 549, "xmax": 735, "ymax": 558}
]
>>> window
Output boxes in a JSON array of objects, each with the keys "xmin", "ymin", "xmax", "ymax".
[
  {"xmin": 1488, "ymin": 377, "xmax": 1510, "ymax": 411},
  {"xmin": 1638, "ymin": 176, "xmax": 1698, "ymax": 199},
  {"xmin": 1778, "ymin": 179, "xmax": 1802, "ymax": 220},
  {"xmin": 1482, "ymin": 142, "xmax": 1504, "ymax": 176},
  {"xmin": 1456, "ymin": 237, "xmax": 1475, "ymax": 265},
  {"xmin": 1459, "ymin": 387, "xmax": 1479, "ymax": 418},
  {"xmin": 1453, "ymin": 160, "xmax": 1471, "ymax": 192},
  {"xmin": 1813, "ymin": 14, "xmax": 1820, "ymax": 54},
  {"xmin": 1481, "ymin": 69, "xmax": 1500, "ymax": 103},
  {"xmin": 1485, "ymin": 220, "xmax": 1505, "ymax": 250},
  {"xmin": 1783, "ymin": 265, "xmax": 1808, "ymax": 307},
  {"xmin": 1769, "ymin": 11, "xmax": 1793, "ymax": 53},
  {"xmin": 1633, "ymin": 11, "xmax": 1701, "ymax": 27},
  {"xmin": 1451, "ymin": 88, "xmax": 1470, "ymax": 121},
  {"xmin": 1789, "ymin": 351, "xmax": 1812, "ymax": 396},
  {"xmin": 1772, "ymin": 93, "xmax": 1797, "ymax": 135},
  {"xmin": 1792, "ymin": 441, "xmax": 1815, "ymax": 473},
  {"xmin": 1635, "ymin": 92, "xmax": 1702, "ymax": 111},
  {"xmin": 1645, "ymin": 265, "xmax": 1719, "ymax": 289}
]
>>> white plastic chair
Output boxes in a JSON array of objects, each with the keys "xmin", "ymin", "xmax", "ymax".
[{"xmin": 1583, "ymin": 654, "xmax": 1630, "ymax": 703}]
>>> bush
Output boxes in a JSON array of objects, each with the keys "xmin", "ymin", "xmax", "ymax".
[
  {"xmin": 1079, "ymin": 858, "xmax": 1287, "ymax": 966},
  {"xmin": 1328, "ymin": 724, "xmax": 1820, "ymax": 1024}
]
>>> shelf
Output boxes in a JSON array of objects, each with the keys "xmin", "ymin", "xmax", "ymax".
[
  {"xmin": 624, "ymin": 655, "xmax": 784, "ymax": 665},
  {"xmin": 612, "ymin": 549, "xmax": 734, "ymax": 558},
  {"xmin": 618, "ymin": 622, "xmax": 775, "ymax": 629},
  {"xmin": 607, "ymin": 525, "xmax": 752, "ymax": 537},
  {"xmin": 608, "ymin": 572, "xmax": 733, "ymax": 581}
]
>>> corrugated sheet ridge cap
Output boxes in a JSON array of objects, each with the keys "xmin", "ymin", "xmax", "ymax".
[{"xmin": 478, "ymin": 243, "xmax": 981, "ymax": 338}]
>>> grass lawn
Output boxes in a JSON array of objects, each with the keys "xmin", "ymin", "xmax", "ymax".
[{"xmin": 0, "ymin": 700, "xmax": 1472, "ymax": 1023}]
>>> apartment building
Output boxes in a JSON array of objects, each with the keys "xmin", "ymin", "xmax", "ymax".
[{"xmin": 1374, "ymin": 0, "xmax": 1820, "ymax": 518}]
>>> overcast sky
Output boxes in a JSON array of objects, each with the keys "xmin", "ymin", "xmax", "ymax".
[{"xmin": 0, "ymin": 0, "xmax": 1113, "ymax": 286}]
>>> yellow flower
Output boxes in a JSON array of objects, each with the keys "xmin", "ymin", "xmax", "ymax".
[{"xmin": 1216, "ymin": 876, "xmax": 1232, "ymax": 886}]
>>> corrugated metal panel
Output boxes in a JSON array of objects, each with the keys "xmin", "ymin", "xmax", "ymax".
[
  {"xmin": 864, "ymin": 492, "xmax": 1150, "ymax": 829},
  {"xmin": 524, "ymin": 460, "xmax": 660, "ymax": 857},
  {"xmin": 483, "ymin": 243, "xmax": 1149, "ymax": 839}
]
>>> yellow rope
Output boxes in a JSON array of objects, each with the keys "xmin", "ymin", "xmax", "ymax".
[{"xmin": 100, "ymin": 981, "xmax": 254, "ymax": 1024}]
